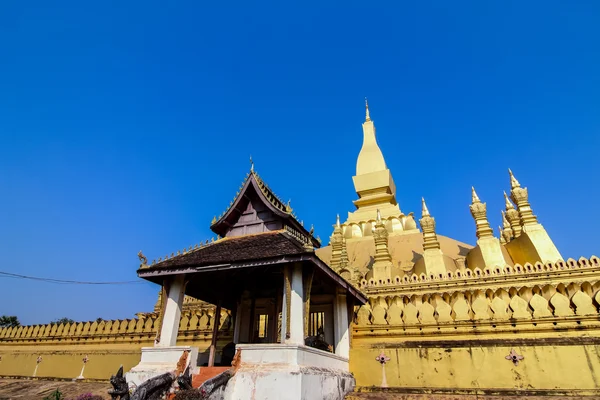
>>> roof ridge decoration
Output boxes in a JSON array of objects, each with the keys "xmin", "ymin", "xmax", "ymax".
[{"xmin": 144, "ymin": 235, "xmax": 223, "ymax": 268}]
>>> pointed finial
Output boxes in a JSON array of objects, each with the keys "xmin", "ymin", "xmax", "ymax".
[
  {"xmin": 471, "ymin": 187, "xmax": 480, "ymax": 203},
  {"xmin": 421, "ymin": 197, "xmax": 430, "ymax": 217},
  {"xmin": 309, "ymin": 224, "xmax": 314, "ymax": 236},
  {"xmin": 508, "ymin": 168, "xmax": 520, "ymax": 188},
  {"xmin": 336, "ymin": 214, "xmax": 340, "ymax": 227},
  {"xmin": 503, "ymin": 191, "xmax": 514, "ymax": 210},
  {"xmin": 501, "ymin": 210, "xmax": 510, "ymax": 228},
  {"xmin": 365, "ymin": 98, "xmax": 371, "ymax": 122},
  {"xmin": 211, "ymin": 215, "xmax": 217, "ymax": 224},
  {"xmin": 250, "ymin": 155, "xmax": 254, "ymax": 172},
  {"xmin": 376, "ymin": 208, "xmax": 382, "ymax": 221}
]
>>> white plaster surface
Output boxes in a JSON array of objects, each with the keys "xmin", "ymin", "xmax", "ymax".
[
  {"xmin": 126, "ymin": 346, "xmax": 198, "ymax": 388},
  {"xmin": 222, "ymin": 344, "xmax": 354, "ymax": 400}
]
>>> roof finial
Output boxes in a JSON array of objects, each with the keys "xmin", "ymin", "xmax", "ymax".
[
  {"xmin": 336, "ymin": 214, "xmax": 341, "ymax": 227},
  {"xmin": 376, "ymin": 208, "xmax": 382, "ymax": 221},
  {"xmin": 471, "ymin": 187, "xmax": 480, "ymax": 203},
  {"xmin": 503, "ymin": 191, "xmax": 514, "ymax": 210},
  {"xmin": 508, "ymin": 168, "xmax": 520, "ymax": 188},
  {"xmin": 421, "ymin": 197, "xmax": 430, "ymax": 217},
  {"xmin": 365, "ymin": 97, "xmax": 371, "ymax": 122},
  {"xmin": 250, "ymin": 155, "xmax": 254, "ymax": 172}
]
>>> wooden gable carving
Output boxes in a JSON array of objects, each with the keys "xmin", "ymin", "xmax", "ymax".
[{"xmin": 210, "ymin": 171, "xmax": 320, "ymax": 247}]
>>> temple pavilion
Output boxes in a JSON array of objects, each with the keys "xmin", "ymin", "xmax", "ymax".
[{"xmin": 131, "ymin": 164, "xmax": 367, "ymax": 399}]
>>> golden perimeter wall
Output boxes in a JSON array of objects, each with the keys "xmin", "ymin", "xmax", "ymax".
[
  {"xmin": 1, "ymin": 258, "xmax": 600, "ymax": 396},
  {"xmin": 0, "ymin": 308, "xmax": 233, "ymax": 381}
]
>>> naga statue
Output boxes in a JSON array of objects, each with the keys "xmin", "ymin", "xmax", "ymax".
[{"xmin": 108, "ymin": 366, "xmax": 129, "ymax": 400}]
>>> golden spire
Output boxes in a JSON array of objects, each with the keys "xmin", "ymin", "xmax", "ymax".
[
  {"xmin": 372, "ymin": 206, "xmax": 392, "ymax": 281},
  {"xmin": 421, "ymin": 197, "xmax": 430, "ymax": 217},
  {"xmin": 250, "ymin": 155, "xmax": 254, "ymax": 172},
  {"xmin": 500, "ymin": 210, "xmax": 514, "ymax": 243},
  {"xmin": 499, "ymin": 226, "xmax": 506, "ymax": 244},
  {"xmin": 469, "ymin": 186, "xmax": 494, "ymax": 239},
  {"xmin": 471, "ymin": 186, "xmax": 480, "ymax": 203},
  {"xmin": 501, "ymin": 210, "xmax": 511, "ymax": 229},
  {"xmin": 504, "ymin": 191, "xmax": 522, "ymax": 237},
  {"xmin": 508, "ymin": 168, "xmax": 520, "ymax": 188},
  {"xmin": 329, "ymin": 215, "xmax": 345, "ymax": 270},
  {"xmin": 508, "ymin": 169, "xmax": 538, "ymax": 226},
  {"xmin": 365, "ymin": 97, "xmax": 371, "ymax": 122},
  {"xmin": 419, "ymin": 198, "xmax": 440, "ymax": 251},
  {"xmin": 211, "ymin": 215, "xmax": 217, "ymax": 224},
  {"xmin": 503, "ymin": 191, "xmax": 514, "ymax": 210}
]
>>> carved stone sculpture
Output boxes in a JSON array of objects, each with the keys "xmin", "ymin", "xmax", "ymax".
[
  {"xmin": 108, "ymin": 366, "xmax": 129, "ymax": 400},
  {"xmin": 130, "ymin": 371, "xmax": 176, "ymax": 400}
]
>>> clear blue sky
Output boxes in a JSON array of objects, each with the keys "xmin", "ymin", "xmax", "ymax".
[{"xmin": 1, "ymin": 1, "xmax": 599, "ymax": 325}]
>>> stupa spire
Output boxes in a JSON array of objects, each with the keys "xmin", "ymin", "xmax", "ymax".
[
  {"xmin": 419, "ymin": 198, "xmax": 440, "ymax": 251},
  {"xmin": 372, "ymin": 209, "xmax": 392, "ymax": 281},
  {"xmin": 421, "ymin": 197, "xmax": 430, "ymax": 217},
  {"xmin": 508, "ymin": 168, "xmax": 520, "ymax": 189},
  {"xmin": 500, "ymin": 210, "xmax": 514, "ymax": 243},
  {"xmin": 504, "ymin": 191, "xmax": 522, "ymax": 237},
  {"xmin": 365, "ymin": 97, "xmax": 371, "ymax": 122},
  {"xmin": 469, "ymin": 187, "xmax": 494, "ymax": 239},
  {"xmin": 508, "ymin": 170, "xmax": 538, "ymax": 226}
]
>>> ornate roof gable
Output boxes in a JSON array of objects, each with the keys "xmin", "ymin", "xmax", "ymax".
[{"xmin": 210, "ymin": 169, "xmax": 320, "ymax": 248}]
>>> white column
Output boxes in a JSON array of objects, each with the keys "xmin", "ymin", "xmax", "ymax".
[
  {"xmin": 280, "ymin": 283, "xmax": 288, "ymax": 343},
  {"xmin": 288, "ymin": 264, "xmax": 304, "ymax": 345},
  {"xmin": 157, "ymin": 274, "xmax": 185, "ymax": 347},
  {"xmin": 334, "ymin": 291, "xmax": 350, "ymax": 359},
  {"xmin": 233, "ymin": 301, "xmax": 242, "ymax": 344}
]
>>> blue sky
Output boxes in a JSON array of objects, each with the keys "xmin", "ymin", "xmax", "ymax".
[{"xmin": 1, "ymin": 1, "xmax": 599, "ymax": 325}]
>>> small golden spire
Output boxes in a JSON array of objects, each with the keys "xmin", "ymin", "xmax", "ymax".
[
  {"xmin": 501, "ymin": 210, "xmax": 511, "ymax": 228},
  {"xmin": 421, "ymin": 197, "xmax": 430, "ymax": 217},
  {"xmin": 471, "ymin": 187, "xmax": 481, "ymax": 203},
  {"xmin": 336, "ymin": 214, "xmax": 340, "ymax": 227},
  {"xmin": 508, "ymin": 168, "xmax": 520, "ymax": 188},
  {"xmin": 469, "ymin": 187, "xmax": 494, "ymax": 239},
  {"xmin": 503, "ymin": 191, "xmax": 515, "ymax": 210},
  {"xmin": 250, "ymin": 155, "xmax": 254, "ymax": 172},
  {"xmin": 376, "ymin": 208, "xmax": 382, "ymax": 222},
  {"xmin": 365, "ymin": 98, "xmax": 371, "ymax": 122},
  {"xmin": 211, "ymin": 215, "xmax": 217, "ymax": 224}
]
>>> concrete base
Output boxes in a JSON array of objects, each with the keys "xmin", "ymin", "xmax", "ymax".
[
  {"xmin": 126, "ymin": 346, "xmax": 198, "ymax": 389},
  {"xmin": 223, "ymin": 344, "xmax": 355, "ymax": 400}
]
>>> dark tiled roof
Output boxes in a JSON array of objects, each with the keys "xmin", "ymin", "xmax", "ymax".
[{"xmin": 146, "ymin": 231, "xmax": 307, "ymax": 269}]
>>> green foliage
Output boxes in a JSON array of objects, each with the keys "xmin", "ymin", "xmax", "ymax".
[
  {"xmin": 51, "ymin": 317, "xmax": 75, "ymax": 325},
  {"xmin": 43, "ymin": 389, "xmax": 64, "ymax": 400},
  {"xmin": 0, "ymin": 315, "xmax": 20, "ymax": 328}
]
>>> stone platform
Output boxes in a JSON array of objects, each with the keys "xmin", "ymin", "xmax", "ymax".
[
  {"xmin": 126, "ymin": 345, "xmax": 198, "ymax": 388},
  {"xmin": 222, "ymin": 343, "xmax": 355, "ymax": 400}
]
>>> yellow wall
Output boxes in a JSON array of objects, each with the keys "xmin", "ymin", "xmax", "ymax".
[{"xmin": 0, "ymin": 310, "xmax": 232, "ymax": 381}]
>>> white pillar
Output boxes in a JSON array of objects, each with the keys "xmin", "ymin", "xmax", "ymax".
[
  {"xmin": 334, "ymin": 291, "xmax": 350, "ymax": 359},
  {"xmin": 288, "ymin": 264, "xmax": 304, "ymax": 345},
  {"xmin": 157, "ymin": 274, "xmax": 185, "ymax": 347},
  {"xmin": 280, "ymin": 283, "xmax": 288, "ymax": 343},
  {"xmin": 233, "ymin": 301, "xmax": 242, "ymax": 344}
]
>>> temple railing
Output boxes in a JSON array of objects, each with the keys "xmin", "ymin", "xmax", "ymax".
[
  {"xmin": 0, "ymin": 309, "xmax": 232, "ymax": 344},
  {"xmin": 354, "ymin": 256, "xmax": 600, "ymax": 330}
]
